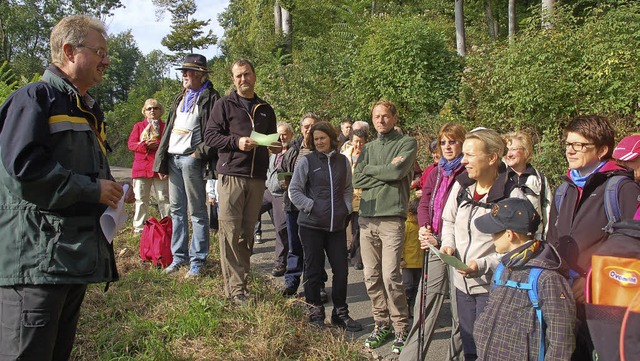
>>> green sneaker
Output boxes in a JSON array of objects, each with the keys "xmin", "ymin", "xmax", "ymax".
[
  {"xmin": 364, "ymin": 322, "xmax": 392, "ymax": 349},
  {"xmin": 391, "ymin": 331, "xmax": 408, "ymax": 355}
]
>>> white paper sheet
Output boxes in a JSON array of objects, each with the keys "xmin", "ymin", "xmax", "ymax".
[{"xmin": 100, "ymin": 184, "xmax": 129, "ymax": 243}]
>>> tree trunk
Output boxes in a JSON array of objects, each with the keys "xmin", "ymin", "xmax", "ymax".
[
  {"xmin": 274, "ymin": 1, "xmax": 282, "ymax": 35},
  {"xmin": 281, "ymin": 5, "xmax": 291, "ymax": 51},
  {"xmin": 508, "ymin": 0, "xmax": 516, "ymax": 43},
  {"xmin": 541, "ymin": 0, "xmax": 555, "ymax": 30},
  {"xmin": 455, "ymin": 0, "xmax": 466, "ymax": 57},
  {"xmin": 485, "ymin": 0, "xmax": 498, "ymax": 41}
]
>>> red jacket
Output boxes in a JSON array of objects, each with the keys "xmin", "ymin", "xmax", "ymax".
[{"xmin": 128, "ymin": 119, "xmax": 166, "ymax": 178}]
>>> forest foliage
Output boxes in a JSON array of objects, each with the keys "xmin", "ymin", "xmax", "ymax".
[{"xmin": 0, "ymin": 0, "xmax": 638, "ymax": 183}]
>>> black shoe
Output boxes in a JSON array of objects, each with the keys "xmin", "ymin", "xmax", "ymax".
[
  {"xmin": 331, "ymin": 315, "xmax": 363, "ymax": 332},
  {"xmin": 281, "ymin": 286, "xmax": 297, "ymax": 297},
  {"xmin": 354, "ymin": 263, "xmax": 364, "ymax": 270},
  {"xmin": 271, "ymin": 264, "xmax": 286, "ymax": 277},
  {"xmin": 310, "ymin": 317, "xmax": 325, "ymax": 329},
  {"xmin": 320, "ymin": 288, "xmax": 329, "ymax": 303}
]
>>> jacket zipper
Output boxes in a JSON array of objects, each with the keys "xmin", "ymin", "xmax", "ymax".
[
  {"xmin": 463, "ymin": 191, "xmax": 478, "ymax": 294},
  {"xmin": 327, "ymin": 154, "xmax": 335, "ymax": 232},
  {"xmin": 243, "ymin": 103, "xmax": 262, "ymax": 178}
]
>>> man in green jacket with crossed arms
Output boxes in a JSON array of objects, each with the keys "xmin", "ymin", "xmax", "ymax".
[{"xmin": 353, "ymin": 99, "xmax": 417, "ymax": 355}]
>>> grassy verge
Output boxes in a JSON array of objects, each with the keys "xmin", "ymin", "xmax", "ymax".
[{"xmin": 72, "ymin": 206, "xmax": 368, "ymax": 360}]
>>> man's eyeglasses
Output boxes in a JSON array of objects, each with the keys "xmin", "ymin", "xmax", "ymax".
[
  {"xmin": 78, "ymin": 44, "xmax": 109, "ymax": 60},
  {"xmin": 565, "ymin": 142, "xmax": 595, "ymax": 152},
  {"xmin": 440, "ymin": 140, "xmax": 459, "ymax": 146},
  {"xmin": 145, "ymin": 107, "xmax": 160, "ymax": 111}
]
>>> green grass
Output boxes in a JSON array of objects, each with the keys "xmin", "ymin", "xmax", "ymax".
[{"xmin": 71, "ymin": 205, "xmax": 367, "ymax": 361}]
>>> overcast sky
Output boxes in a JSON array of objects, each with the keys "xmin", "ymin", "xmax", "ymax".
[{"xmin": 107, "ymin": 0, "xmax": 229, "ymax": 77}]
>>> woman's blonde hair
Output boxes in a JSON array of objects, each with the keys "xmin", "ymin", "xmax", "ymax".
[
  {"xmin": 503, "ymin": 131, "xmax": 533, "ymax": 164},
  {"xmin": 466, "ymin": 128, "xmax": 505, "ymax": 161},
  {"xmin": 141, "ymin": 99, "xmax": 165, "ymax": 117}
]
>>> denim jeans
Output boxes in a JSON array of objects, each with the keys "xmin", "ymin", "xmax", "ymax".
[{"xmin": 168, "ymin": 154, "xmax": 209, "ymax": 267}]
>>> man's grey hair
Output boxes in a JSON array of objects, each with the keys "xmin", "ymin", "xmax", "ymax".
[
  {"xmin": 300, "ymin": 113, "xmax": 319, "ymax": 124},
  {"xmin": 352, "ymin": 120, "xmax": 370, "ymax": 132},
  {"xmin": 277, "ymin": 121, "xmax": 293, "ymax": 133},
  {"xmin": 50, "ymin": 15, "xmax": 107, "ymax": 66}
]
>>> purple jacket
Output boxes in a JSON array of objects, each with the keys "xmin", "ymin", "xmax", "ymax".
[{"xmin": 417, "ymin": 162, "xmax": 466, "ymax": 231}]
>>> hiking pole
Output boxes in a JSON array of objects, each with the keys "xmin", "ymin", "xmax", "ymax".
[{"xmin": 417, "ymin": 242, "xmax": 429, "ymax": 361}]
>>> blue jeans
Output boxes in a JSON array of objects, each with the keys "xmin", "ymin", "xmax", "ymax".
[
  {"xmin": 168, "ymin": 155, "xmax": 209, "ymax": 267},
  {"xmin": 284, "ymin": 210, "xmax": 303, "ymax": 289}
]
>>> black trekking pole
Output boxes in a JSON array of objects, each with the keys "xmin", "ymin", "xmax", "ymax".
[{"xmin": 417, "ymin": 246, "xmax": 429, "ymax": 361}]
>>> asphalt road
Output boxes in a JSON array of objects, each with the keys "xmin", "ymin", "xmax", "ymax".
[
  {"xmin": 251, "ymin": 214, "xmax": 453, "ymax": 360},
  {"xmin": 110, "ymin": 166, "xmax": 452, "ymax": 360}
]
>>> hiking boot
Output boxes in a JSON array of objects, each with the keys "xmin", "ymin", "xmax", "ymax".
[
  {"xmin": 331, "ymin": 315, "xmax": 363, "ymax": 332},
  {"xmin": 271, "ymin": 264, "xmax": 286, "ymax": 277},
  {"xmin": 391, "ymin": 331, "xmax": 408, "ymax": 354},
  {"xmin": 320, "ymin": 287, "xmax": 329, "ymax": 303},
  {"xmin": 281, "ymin": 286, "xmax": 298, "ymax": 297},
  {"xmin": 364, "ymin": 321, "xmax": 392, "ymax": 349},
  {"xmin": 231, "ymin": 294, "xmax": 249, "ymax": 306},
  {"xmin": 163, "ymin": 261, "xmax": 185, "ymax": 275},
  {"xmin": 309, "ymin": 317, "xmax": 325, "ymax": 329},
  {"xmin": 184, "ymin": 265, "xmax": 202, "ymax": 279}
]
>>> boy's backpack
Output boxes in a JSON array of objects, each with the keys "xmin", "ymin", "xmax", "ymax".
[
  {"xmin": 493, "ymin": 263, "xmax": 546, "ymax": 361},
  {"xmin": 585, "ymin": 220, "xmax": 640, "ymax": 361},
  {"xmin": 554, "ymin": 175, "xmax": 626, "ymax": 233},
  {"xmin": 140, "ymin": 216, "xmax": 173, "ymax": 268}
]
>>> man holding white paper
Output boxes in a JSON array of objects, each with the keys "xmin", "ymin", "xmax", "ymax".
[
  {"xmin": 0, "ymin": 15, "xmax": 133, "ymax": 360},
  {"xmin": 205, "ymin": 59, "xmax": 277, "ymax": 304}
]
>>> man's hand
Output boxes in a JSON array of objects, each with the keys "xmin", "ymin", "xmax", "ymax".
[
  {"xmin": 99, "ymin": 180, "xmax": 124, "ymax": 209},
  {"xmin": 120, "ymin": 182, "xmax": 135, "ymax": 204},
  {"xmin": 419, "ymin": 225, "xmax": 438, "ymax": 250},
  {"xmin": 208, "ymin": 197, "xmax": 217, "ymax": 206},
  {"xmin": 268, "ymin": 141, "xmax": 283, "ymax": 154},
  {"xmin": 238, "ymin": 136, "xmax": 257, "ymax": 151},
  {"xmin": 391, "ymin": 156, "xmax": 405, "ymax": 165},
  {"xmin": 158, "ymin": 173, "xmax": 168, "ymax": 180}
]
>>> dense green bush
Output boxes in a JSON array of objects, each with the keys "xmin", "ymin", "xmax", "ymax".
[
  {"xmin": 350, "ymin": 15, "xmax": 463, "ymax": 128},
  {"xmin": 452, "ymin": 3, "xmax": 640, "ymax": 186}
]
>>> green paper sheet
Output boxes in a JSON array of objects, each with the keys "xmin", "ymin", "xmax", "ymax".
[
  {"xmin": 427, "ymin": 243, "xmax": 473, "ymax": 272},
  {"xmin": 250, "ymin": 130, "xmax": 280, "ymax": 146}
]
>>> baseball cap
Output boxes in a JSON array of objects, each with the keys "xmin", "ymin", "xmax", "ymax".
[
  {"xmin": 474, "ymin": 198, "xmax": 540, "ymax": 236},
  {"xmin": 612, "ymin": 134, "xmax": 640, "ymax": 161}
]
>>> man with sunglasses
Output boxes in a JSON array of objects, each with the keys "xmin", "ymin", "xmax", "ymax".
[
  {"xmin": 154, "ymin": 54, "xmax": 220, "ymax": 279},
  {"xmin": 0, "ymin": 15, "xmax": 134, "ymax": 360}
]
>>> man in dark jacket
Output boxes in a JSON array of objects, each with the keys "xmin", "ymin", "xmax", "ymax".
[
  {"xmin": 154, "ymin": 54, "xmax": 220, "ymax": 279},
  {"xmin": 0, "ymin": 15, "xmax": 133, "ymax": 360},
  {"xmin": 205, "ymin": 59, "xmax": 277, "ymax": 304}
]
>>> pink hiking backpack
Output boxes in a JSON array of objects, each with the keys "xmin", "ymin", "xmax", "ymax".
[{"xmin": 139, "ymin": 216, "xmax": 173, "ymax": 268}]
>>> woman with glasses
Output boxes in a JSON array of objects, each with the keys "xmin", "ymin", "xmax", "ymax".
[
  {"xmin": 127, "ymin": 98, "xmax": 170, "ymax": 233},
  {"xmin": 547, "ymin": 115, "xmax": 640, "ymax": 360},
  {"xmin": 400, "ymin": 123, "xmax": 467, "ymax": 361},
  {"xmin": 502, "ymin": 131, "xmax": 552, "ymax": 238}
]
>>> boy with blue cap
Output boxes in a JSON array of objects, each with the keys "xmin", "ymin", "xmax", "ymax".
[{"xmin": 472, "ymin": 198, "xmax": 576, "ymax": 361}]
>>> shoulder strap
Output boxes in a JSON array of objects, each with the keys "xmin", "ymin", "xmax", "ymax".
[
  {"xmin": 493, "ymin": 262, "xmax": 505, "ymax": 288},
  {"xmin": 603, "ymin": 175, "xmax": 626, "ymax": 234},
  {"xmin": 493, "ymin": 266, "xmax": 545, "ymax": 361}
]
